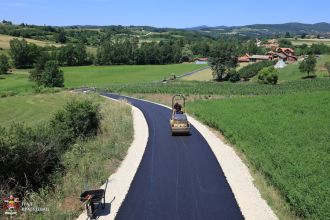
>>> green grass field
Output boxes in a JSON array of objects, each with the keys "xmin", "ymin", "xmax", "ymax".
[
  {"xmin": 182, "ymin": 63, "xmax": 248, "ymax": 82},
  {"xmin": 63, "ymin": 64, "xmax": 206, "ymax": 87},
  {"xmin": 0, "ymin": 70, "xmax": 34, "ymax": 96},
  {"xmin": 277, "ymin": 63, "xmax": 304, "ymax": 81},
  {"xmin": 0, "ymin": 64, "xmax": 206, "ymax": 95},
  {"xmin": 276, "ymin": 55, "xmax": 330, "ymax": 81},
  {"xmin": 0, "ymin": 92, "xmax": 74, "ymax": 127},
  {"xmin": 188, "ymin": 91, "xmax": 330, "ymax": 219}
]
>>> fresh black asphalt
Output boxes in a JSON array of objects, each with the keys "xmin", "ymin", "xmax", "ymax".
[{"xmin": 104, "ymin": 93, "xmax": 244, "ymax": 220}]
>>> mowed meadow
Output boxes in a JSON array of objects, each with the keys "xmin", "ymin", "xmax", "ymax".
[
  {"xmin": 0, "ymin": 64, "xmax": 206, "ymax": 96},
  {"xmin": 63, "ymin": 64, "xmax": 206, "ymax": 87},
  {"xmin": 187, "ymin": 91, "xmax": 330, "ymax": 219}
]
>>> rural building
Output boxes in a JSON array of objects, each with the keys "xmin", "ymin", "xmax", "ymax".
[
  {"xmin": 277, "ymin": 48, "xmax": 297, "ymax": 62},
  {"xmin": 278, "ymin": 48, "xmax": 295, "ymax": 56},
  {"xmin": 266, "ymin": 51, "xmax": 287, "ymax": 60},
  {"xmin": 238, "ymin": 54, "xmax": 250, "ymax": 62},
  {"xmin": 266, "ymin": 48, "xmax": 297, "ymax": 63},
  {"xmin": 195, "ymin": 58, "xmax": 208, "ymax": 64},
  {"xmin": 249, "ymin": 55, "xmax": 271, "ymax": 62}
]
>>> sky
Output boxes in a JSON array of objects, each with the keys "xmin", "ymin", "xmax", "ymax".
[{"xmin": 0, "ymin": 0, "xmax": 329, "ymax": 28}]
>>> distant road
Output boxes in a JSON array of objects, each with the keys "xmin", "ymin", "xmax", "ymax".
[
  {"xmin": 104, "ymin": 94, "xmax": 243, "ymax": 220},
  {"xmin": 176, "ymin": 66, "xmax": 210, "ymax": 79}
]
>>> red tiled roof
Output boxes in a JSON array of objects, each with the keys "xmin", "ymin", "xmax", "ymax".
[
  {"xmin": 279, "ymin": 48, "xmax": 294, "ymax": 53},
  {"xmin": 196, "ymin": 58, "xmax": 208, "ymax": 61}
]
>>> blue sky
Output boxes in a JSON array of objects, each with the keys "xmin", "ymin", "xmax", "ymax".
[{"xmin": 0, "ymin": 0, "xmax": 329, "ymax": 27}]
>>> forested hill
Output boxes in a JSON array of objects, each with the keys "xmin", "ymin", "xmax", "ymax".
[{"xmin": 186, "ymin": 22, "xmax": 330, "ymax": 37}]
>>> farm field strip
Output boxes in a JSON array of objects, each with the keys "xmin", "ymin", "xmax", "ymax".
[{"xmin": 187, "ymin": 91, "xmax": 330, "ymax": 219}]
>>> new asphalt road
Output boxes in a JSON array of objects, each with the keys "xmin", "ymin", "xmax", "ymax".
[{"xmin": 104, "ymin": 93, "xmax": 243, "ymax": 220}]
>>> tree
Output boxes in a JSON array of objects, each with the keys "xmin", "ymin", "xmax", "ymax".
[
  {"xmin": 285, "ymin": 32, "xmax": 291, "ymax": 38},
  {"xmin": 209, "ymin": 40, "xmax": 238, "ymax": 81},
  {"xmin": 9, "ymin": 39, "xmax": 41, "ymax": 68},
  {"xmin": 278, "ymin": 39, "xmax": 293, "ymax": 48},
  {"xmin": 41, "ymin": 61, "xmax": 64, "ymax": 87},
  {"xmin": 29, "ymin": 52, "xmax": 50, "ymax": 84},
  {"xmin": 299, "ymin": 55, "xmax": 317, "ymax": 78},
  {"xmin": 258, "ymin": 66, "xmax": 278, "ymax": 85},
  {"xmin": 325, "ymin": 61, "xmax": 330, "ymax": 77},
  {"xmin": 57, "ymin": 30, "xmax": 67, "ymax": 44},
  {"xmin": 0, "ymin": 54, "xmax": 10, "ymax": 74},
  {"xmin": 180, "ymin": 44, "xmax": 193, "ymax": 62}
]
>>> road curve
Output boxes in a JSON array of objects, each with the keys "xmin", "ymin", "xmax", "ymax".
[{"xmin": 104, "ymin": 93, "xmax": 244, "ymax": 220}]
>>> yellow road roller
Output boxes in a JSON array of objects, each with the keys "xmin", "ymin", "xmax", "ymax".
[{"xmin": 170, "ymin": 95, "xmax": 190, "ymax": 135}]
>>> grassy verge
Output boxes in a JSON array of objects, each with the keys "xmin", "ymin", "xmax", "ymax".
[
  {"xmin": 20, "ymin": 95, "xmax": 133, "ymax": 219},
  {"xmin": 187, "ymin": 91, "xmax": 330, "ymax": 219}
]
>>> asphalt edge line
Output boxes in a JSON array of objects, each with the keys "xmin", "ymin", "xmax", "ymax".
[
  {"xmin": 116, "ymin": 95, "xmax": 278, "ymax": 220},
  {"xmin": 77, "ymin": 95, "xmax": 149, "ymax": 220}
]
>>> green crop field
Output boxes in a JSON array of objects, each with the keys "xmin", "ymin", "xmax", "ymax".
[
  {"xmin": 187, "ymin": 92, "xmax": 330, "ymax": 219},
  {"xmin": 104, "ymin": 78, "xmax": 330, "ymax": 95},
  {"xmin": 0, "ymin": 92, "xmax": 74, "ymax": 127}
]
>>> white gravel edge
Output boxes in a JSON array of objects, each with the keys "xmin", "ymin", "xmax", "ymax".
[
  {"xmin": 77, "ymin": 96, "xmax": 149, "ymax": 220},
  {"xmin": 119, "ymin": 95, "xmax": 278, "ymax": 220}
]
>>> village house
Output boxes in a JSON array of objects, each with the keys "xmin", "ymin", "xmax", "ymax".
[
  {"xmin": 195, "ymin": 58, "xmax": 208, "ymax": 64},
  {"xmin": 249, "ymin": 55, "xmax": 271, "ymax": 62},
  {"xmin": 267, "ymin": 48, "xmax": 297, "ymax": 63},
  {"xmin": 238, "ymin": 54, "xmax": 250, "ymax": 62}
]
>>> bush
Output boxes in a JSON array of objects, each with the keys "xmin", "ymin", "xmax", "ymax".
[
  {"xmin": 0, "ymin": 98, "xmax": 102, "ymax": 194},
  {"xmin": 0, "ymin": 124, "xmax": 62, "ymax": 192},
  {"xmin": 258, "ymin": 66, "xmax": 278, "ymax": 85},
  {"xmin": 238, "ymin": 61, "xmax": 275, "ymax": 80},
  {"xmin": 228, "ymin": 70, "xmax": 241, "ymax": 83},
  {"xmin": 0, "ymin": 54, "xmax": 10, "ymax": 74},
  {"xmin": 51, "ymin": 99, "xmax": 101, "ymax": 140}
]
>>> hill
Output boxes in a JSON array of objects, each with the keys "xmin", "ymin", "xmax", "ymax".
[{"xmin": 187, "ymin": 22, "xmax": 330, "ymax": 37}]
